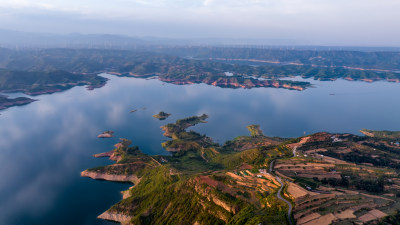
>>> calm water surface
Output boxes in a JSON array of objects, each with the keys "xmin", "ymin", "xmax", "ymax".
[{"xmin": 0, "ymin": 74, "xmax": 399, "ymax": 225}]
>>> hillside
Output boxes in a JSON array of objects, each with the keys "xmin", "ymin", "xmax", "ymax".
[
  {"xmin": 0, "ymin": 69, "xmax": 107, "ymax": 95},
  {"xmin": 0, "ymin": 95, "xmax": 35, "ymax": 110},
  {"xmin": 2, "ymin": 48, "xmax": 400, "ymax": 93},
  {"xmin": 82, "ymin": 115, "xmax": 400, "ymax": 225}
]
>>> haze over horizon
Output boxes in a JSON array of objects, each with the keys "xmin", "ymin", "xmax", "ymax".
[{"xmin": 0, "ymin": 0, "xmax": 399, "ymax": 47}]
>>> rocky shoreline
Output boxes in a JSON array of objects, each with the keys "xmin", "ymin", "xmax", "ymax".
[
  {"xmin": 80, "ymin": 170, "xmax": 140, "ymax": 183},
  {"xmin": 159, "ymin": 76, "xmax": 309, "ymax": 91},
  {"xmin": 97, "ymin": 212, "xmax": 132, "ymax": 225}
]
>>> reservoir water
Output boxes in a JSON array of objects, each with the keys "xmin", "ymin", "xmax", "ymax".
[{"xmin": 0, "ymin": 74, "xmax": 399, "ymax": 225}]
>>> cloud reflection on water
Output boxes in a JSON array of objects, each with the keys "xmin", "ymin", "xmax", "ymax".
[{"xmin": 0, "ymin": 74, "xmax": 399, "ymax": 225}]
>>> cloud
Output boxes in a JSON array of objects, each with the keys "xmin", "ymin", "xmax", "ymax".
[
  {"xmin": 202, "ymin": 0, "xmax": 213, "ymax": 6},
  {"xmin": 0, "ymin": 0, "xmax": 399, "ymax": 46}
]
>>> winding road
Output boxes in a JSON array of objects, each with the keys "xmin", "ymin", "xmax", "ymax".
[
  {"xmin": 276, "ymin": 176, "xmax": 294, "ymax": 225},
  {"xmin": 269, "ymin": 160, "xmax": 294, "ymax": 225}
]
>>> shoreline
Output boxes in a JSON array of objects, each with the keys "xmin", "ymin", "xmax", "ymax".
[{"xmin": 80, "ymin": 170, "xmax": 140, "ymax": 184}]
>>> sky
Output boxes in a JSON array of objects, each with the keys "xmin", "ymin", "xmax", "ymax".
[{"xmin": 0, "ymin": 0, "xmax": 399, "ymax": 46}]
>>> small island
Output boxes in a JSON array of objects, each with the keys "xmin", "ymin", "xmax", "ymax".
[
  {"xmin": 97, "ymin": 131, "xmax": 114, "ymax": 138},
  {"xmin": 152, "ymin": 111, "xmax": 171, "ymax": 120},
  {"xmin": 82, "ymin": 115, "xmax": 400, "ymax": 225}
]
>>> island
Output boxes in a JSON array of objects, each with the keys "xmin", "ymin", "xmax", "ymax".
[
  {"xmin": 0, "ymin": 95, "xmax": 36, "ymax": 110},
  {"xmin": 97, "ymin": 131, "xmax": 114, "ymax": 138},
  {"xmin": 152, "ymin": 111, "xmax": 171, "ymax": 120},
  {"xmin": 82, "ymin": 115, "xmax": 400, "ymax": 225}
]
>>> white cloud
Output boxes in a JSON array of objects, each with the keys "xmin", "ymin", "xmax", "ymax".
[{"xmin": 0, "ymin": 0, "xmax": 399, "ymax": 46}]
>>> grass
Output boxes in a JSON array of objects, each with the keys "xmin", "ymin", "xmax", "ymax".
[{"xmin": 294, "ymin": 177, "xmax": 319, "ymax": 190}]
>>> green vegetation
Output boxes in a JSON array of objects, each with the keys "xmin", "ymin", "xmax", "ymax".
[
  {"xmin": 85, "ymin": 117, "xmax": 400, "ymax": 224},
  {"xmin": 377, "ymin": 210, "xmax": 400, "ymax": 225},
  {"xmin": 152, "ymin": 111, "xmax": 171, "ymax": 120},
  {"xmin": 0, "ymin": 69, "xmax": 107, "ymax": 95},
  {"xmin": 2, "ymin": 47, "xmax": 399, "ymax": 111},
  {"xmin": 160, "ymin": 114, "xmax": 214, "ymax": 157},
  {"xmin": 246, "ymin": 125, "xmax": 263, "ymax": 136},
  {"xmin": 161, "ymin": 114, "xmax": 208, "ymax": 138},
  {"xmin": 5, "ymin": 48, "xmax": 399, "ymax": 97},
  {"xmin": 84, "ymin": 115, "xmax": 293, "ymax": 224},
  {"xmin": 294, "ymin": 177, "xmax": 319, "ymax": 190},
  {"xmin": 157, "ymin": 46, "xmax": 400, "ymax": 71},
  {"xmin": 0, "ymin": 68, "xmax": 106, "ymax": 110},
  {"xmin": 361, "ymin": 129, "xmax": 400, "ymax": 141},
  {"xmin": 0, "ymin": 48, "xmax": 311, "ymax": 91}
]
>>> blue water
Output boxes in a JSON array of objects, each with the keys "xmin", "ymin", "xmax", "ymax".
[{"xmin": 0, "ymin": 74, "xmax": 399, "ymax": 225}]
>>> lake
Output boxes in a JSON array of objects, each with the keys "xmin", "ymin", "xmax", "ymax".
[{"xmin": 0, "ymin": 73, "xmax": 399, "ymax": 225}]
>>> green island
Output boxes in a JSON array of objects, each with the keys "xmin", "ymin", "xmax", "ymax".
[
  {"xmin": 82, "ymin": 115, "xmax": 400, "ymax": 225},
  {"xmin": 152, "ymin": 111, "xmax": 171, "ymax": 120}
]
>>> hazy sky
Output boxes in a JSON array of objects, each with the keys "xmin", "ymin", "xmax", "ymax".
[{"xmin": 0, "ymin": 0, "xmax": 399, "ymax": 46}]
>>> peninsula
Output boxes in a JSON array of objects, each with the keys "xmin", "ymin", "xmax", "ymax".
[
  {"xmin": 82, "ymin": 116, "xmax": 400, "ymax": 225},
  {"xmin": 0, "ymin": 69, "xmax": 107, "ymax": 110},
  {"xmin": 0, "ymin": 69, "xmax": 107, "ymax": 96},
  {"xmin": 361, "ymin": 129, "xmax": 400, "ymax": 141},
  {"xmin": 0, "ymin": 95, "xmax": 36, "ymax": 110}
]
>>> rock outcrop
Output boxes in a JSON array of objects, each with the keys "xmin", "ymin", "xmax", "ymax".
[
  {"xmin": 97, "ymin": 131, "xmax": 114, "ymax": 138},
  {"xmin": 97, "ymin": 211, "xmax": 132, "ymax": 225},
  {"xmin": 80, "ymin": 170, "xmax": 140, "ymax": 183}
]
